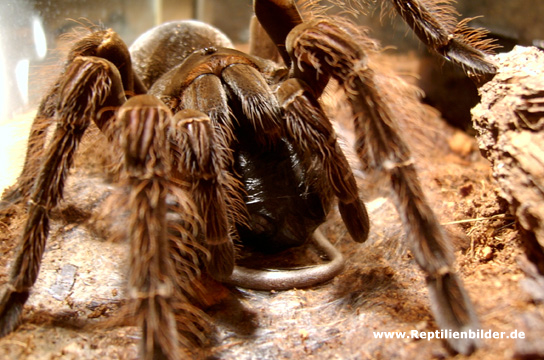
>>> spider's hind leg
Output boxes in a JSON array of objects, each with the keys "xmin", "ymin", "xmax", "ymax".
[{"xmin": 0, "ymin": 56, "xmax": 126, "ymax": 337}]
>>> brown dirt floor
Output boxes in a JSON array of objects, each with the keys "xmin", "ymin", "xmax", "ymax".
[{"xmin": 0, "ymin": 52, "xmax": 543, "ymax": 360}]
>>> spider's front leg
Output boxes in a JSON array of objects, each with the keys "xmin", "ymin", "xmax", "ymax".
[
  {"xmin": 117, "ymin": 96, "xmax": 181, "ymax": 360},
  {"xmin": 118, "ymin": 96, "xmax": 231, "ymax": 359},
  {"xmin": 0, "ymin": 55, "xmax": 126, "ymax": 335},
  {"xmin": 96, "ymin": 97, "xmax": 231, "ymax": 359}
]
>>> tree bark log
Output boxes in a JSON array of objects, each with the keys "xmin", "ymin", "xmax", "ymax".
[{"xmin": 472, "ymin": 46, "xmax": 544, "ymax": 268}]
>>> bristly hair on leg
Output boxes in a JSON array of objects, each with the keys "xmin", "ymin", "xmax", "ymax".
[
  {"xmin": 454, "ymin": 16, "xmax": 500, "ymax": 55},
  {"xmin": 387, "ymin": 0, "xmax": 459, "ymax": 31},
  {"xmin": 295, "ymin": 0, "xmax": 329, "ymax": 18},
  {"xmin": 385, "ymin": 0, "xmax": 498, "ymax": 77}
]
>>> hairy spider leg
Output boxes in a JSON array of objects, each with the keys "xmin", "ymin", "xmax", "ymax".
[
  {"xmin": 2, "ymin": 29, "xmax": 146, "ymax": 205},
  {"xmin": 117, "ymin": 96, "xmax": 236, "ymax": 360},
  {"xmin": 389, "ymin": 0, "xmax": 497, "ymax": 77},
  {"xmin": 0, "ymin": 56, "xmax": 126, "ymax": 337},
  {"xmin": 117, "ymin": 96, "xmax": 182, "ymax": 360},
  {"xmin": 285, "ymin": 17, "xmax": 481, "ymax": 355},
  {"xmin": 253, "ymin": 0, "xmax": 303, "ymax": 66},
  {"xmin": 254, "ymin": 0, "xmax": 491, "ymax": 354},
  {"xmin": 0, "ymin": 30, "xmax": 206, "ymax": 360}
]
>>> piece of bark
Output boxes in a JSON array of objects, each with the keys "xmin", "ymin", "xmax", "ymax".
[{"xmin": 472, "ymin": 46, "xmax": 544, "ymax": 264}]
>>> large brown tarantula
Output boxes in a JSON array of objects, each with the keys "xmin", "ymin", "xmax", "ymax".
[{"xmin": 0, "ymin": 0, "xmax": 497, "ymax": 359}]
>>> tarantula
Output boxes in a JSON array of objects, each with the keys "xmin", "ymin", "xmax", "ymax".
[{"xmin": 0, "ymin": 0, "xmax": 497, "ymax": 359}]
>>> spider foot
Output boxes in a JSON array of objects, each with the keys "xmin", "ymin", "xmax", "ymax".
[
  {"xmin": 206, "ymin": 241, "xmax": 235, "ymax": 281},
  {"xmin": 0, "ymin": 187, "xmax": 24, "ymax": 209},
  {"xmin": 0, "ymin": 285, "xmax": 29, "ymax": 337},
  {"xmin": 338, "ymin": 200, "xmax": 369, "ymax": 243},
  {"xmin": 428, "ymin": 271, "xmax": 480, "ymax": 355}
]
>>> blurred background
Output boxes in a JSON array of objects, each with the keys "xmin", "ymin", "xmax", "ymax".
[{"xmin": 1, "ymin": 0, "xmax": 543, "ymax": 193}]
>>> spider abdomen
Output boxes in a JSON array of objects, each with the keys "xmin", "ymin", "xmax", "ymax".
[{"xmin": 129, "ymin": 20, "xmax": 234, "ymax": 89}]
